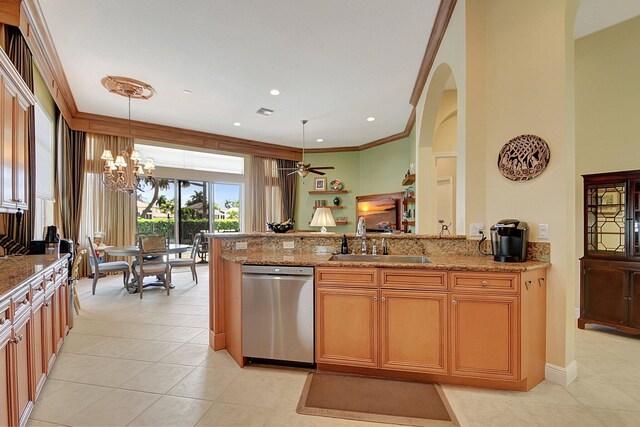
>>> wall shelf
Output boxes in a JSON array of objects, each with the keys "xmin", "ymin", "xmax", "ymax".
[
  {"xmin": 309, "ymin": 190, "xmax": 348, "ymax": 195},
  {"xmin": 402, "ymin": 174, "xmax": 416, "ymax": 186},
  {"xmin": 312, "ymin": 205, "xmax": 343, "ymax": 209}
]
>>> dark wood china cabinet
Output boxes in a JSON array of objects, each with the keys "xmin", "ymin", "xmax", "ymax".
[{"xmin": 580, "ymin": 170, "xmax": 640, "ymax": 333}]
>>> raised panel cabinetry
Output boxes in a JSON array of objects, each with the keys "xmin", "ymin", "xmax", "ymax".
[
  {"xmin": 0, "ymin": 257, "xmax": 69, "ymax": 426},
  {"xmin": 0, "ymin": 46, "xmax": 35, "ymax": 213},
  {"xmin": 580, "ymin": 170, "xmax": 640, "ymax": 334},
  {"xmin": 315, "ymin": 266, "xmax": 547, "ymax": 391}
]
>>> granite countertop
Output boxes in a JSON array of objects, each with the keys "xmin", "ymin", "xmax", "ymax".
[
  {"xmin": 0, "ymin": 254, "xmax": 70, "ymax": 301},
  {"xmin": 205, "ymin": 232, "xmax": 466, "ymax": 240},
  {"xmin": 220, "ymin": 251, "xmax": 550, "ymax": 272}
]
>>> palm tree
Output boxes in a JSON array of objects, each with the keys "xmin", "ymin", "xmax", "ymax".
[{"xmin": 139, "ymin": 178, "xmax": 171, "ymax": 218}]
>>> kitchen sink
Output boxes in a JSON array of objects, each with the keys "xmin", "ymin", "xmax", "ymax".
[{"xmin": 329, "ymin": 254, "xmax": 431, "ymax": 264}]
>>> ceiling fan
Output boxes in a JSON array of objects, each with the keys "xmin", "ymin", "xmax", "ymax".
[{"xmin": 280, "ymin": 120, "xmax": 334, "ymax": 177}]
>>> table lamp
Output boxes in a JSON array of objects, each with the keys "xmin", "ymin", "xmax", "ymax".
[{"xmin": 310, "ymin": 207, "xmax": 336, "ymax": 233}]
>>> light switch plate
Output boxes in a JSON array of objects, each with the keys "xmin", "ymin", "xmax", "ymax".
[
  {"xmin": 235, "ymin": 242, "xmax": 247, "ymax": 250},
  {"xmin": 283, "ymin": 241, "xmax": 295, "ymax": 249},
  {"xmin": 469, "ymin": 223, "xmax": 485, "ymax": 238},
  {"xmin": 539, "ymin": 224, "xmax": 549, "ymax": 240}
]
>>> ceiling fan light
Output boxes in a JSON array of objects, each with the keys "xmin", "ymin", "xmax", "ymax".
[{"xmin": 299, "ymin": 169, "xmax": 310, "ymax": 177}]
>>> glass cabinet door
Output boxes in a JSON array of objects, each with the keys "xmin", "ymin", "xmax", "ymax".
[
  {"xmin": 585, "ymin": 182, "xmax": 627, "ymax": 257},
  {"xmin": 632, "ymin": 180, "xmax": 640, "ymax": 258}
]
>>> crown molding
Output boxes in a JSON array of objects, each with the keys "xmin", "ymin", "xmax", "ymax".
[
  {"xmin": 409, "ymin": 0, "xmax": 457, "ymax": 107},
  {"xmin": 16, "ymin": 0, "xmax": 456, "ymax": 157}
]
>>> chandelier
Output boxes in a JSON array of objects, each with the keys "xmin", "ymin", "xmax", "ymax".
[{"xmin": 100, "ymin": 76, "xmax": 157, "ymax": 194}]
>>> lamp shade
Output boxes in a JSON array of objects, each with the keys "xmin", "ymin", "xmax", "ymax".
[{"xmin": 310, "ymin": 207, "xmax": 336, "ymax": 233}]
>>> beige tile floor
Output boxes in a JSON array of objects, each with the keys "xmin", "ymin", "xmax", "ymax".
[{"xmin": 29, "ymin": 265, "xmax": 640, "ymax": 426}]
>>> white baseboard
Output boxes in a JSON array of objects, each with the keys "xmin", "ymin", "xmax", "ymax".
[{"xmin": 545, "ymin": 360, "xmax": 578, "ymax": 386}]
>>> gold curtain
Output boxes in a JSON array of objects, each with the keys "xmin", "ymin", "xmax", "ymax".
[
  {"xmin": 54, "ymin": 116, "xmax": 86, "ymax": 245},
  {"xmin": 251, "ymin": 156, "xmax": 284, "ymax": 231},
  {"xmin": 77, "ymin": 133, "xmax": 137, "ymax": 275},
  {"xmin": 276, "ymin": 159, "xmax": 297, "ymax": 221}
]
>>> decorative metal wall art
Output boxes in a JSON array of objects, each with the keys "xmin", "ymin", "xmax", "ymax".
[{"xmin": 497, "ymin": 134, "xmax": 550, "ymax": 181}]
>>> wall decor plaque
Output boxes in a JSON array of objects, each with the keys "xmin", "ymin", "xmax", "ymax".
[{"xmin": 497, "ymin": 134, "xmax": 550, "ymax": 181}]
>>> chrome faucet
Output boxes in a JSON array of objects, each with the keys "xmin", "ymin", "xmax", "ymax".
[
  {"xmin": 356, "ymin": 216, "xmax": 367, "ymax": 254},
  {"xmin": 381, "ymin": 238, "xmax": 388, "ymax": 255}
]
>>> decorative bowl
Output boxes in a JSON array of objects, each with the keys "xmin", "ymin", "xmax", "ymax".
[{"xmin": 267, "ymin": 220, "xmax": 295, "ymax": 233}]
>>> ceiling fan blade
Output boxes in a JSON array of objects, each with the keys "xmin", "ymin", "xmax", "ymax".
[
  {"xmin": 308, "ymin": 169, "xmax": 327, "ymax": 176},
  {"xmin": 308, "ymin": 166, "xmax": 334, "ymax": 170},
  {"xmin": 287, "ymin": 170, "xmax": 300, "ymax": 176},
  {"xmin": 278, "ymin": 168, "xmax": 300, "ymax": 171}
]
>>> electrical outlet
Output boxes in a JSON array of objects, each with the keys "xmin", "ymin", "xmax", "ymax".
[
  {"xmin": 235, "ymin": 241, "xmax": 247, "ymax": 250},
  {"xmin": 283, "ymin": 241, "xmax": 295, "ymax": 249},
  {"xmin": 469, "ymin": 223, "xmax": 485, "ymax": 238},
  {"xmin": 539, "ymin": 224, "xmax": 549, "ymax": 240}
]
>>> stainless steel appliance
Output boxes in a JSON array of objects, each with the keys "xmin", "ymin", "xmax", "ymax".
[
  {"xmin": 241, "ymin": 265, "xmax": 314, "ymax": 363},
  {"xmin": 490, "ymin": 219, "xmax": 529, "ymax": 262}
]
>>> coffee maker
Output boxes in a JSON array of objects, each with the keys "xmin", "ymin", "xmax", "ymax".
[{"xmin": 490, "ymin": 219, "xmax": 529, "ymax": 262}]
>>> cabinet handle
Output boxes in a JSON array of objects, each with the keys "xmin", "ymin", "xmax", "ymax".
[
  {"xmin": 452, "ymin": 299, "xmax": 458, "ymax": 305},
  {"xmin": 0, "ymin": 318, "xmax": 5, "ymax": 325},
  {"xmin": 11, "ymin": 334, "xmax": 23, "ymax": 344},
  {"xmin": 482, "ymin": 280, "xmax": 488, "ymax": 286},
  {"xmin": 538, "ymin": 278, "xmax": 545, "ymax": 287},
  {"xmin": 525, "ymin": 280, "xmax": 531, "ymax": 290},
  {"xmin": 44, "ymin": 302, "xmax": 50, "ymax": 307},
  {"xmin": 373, "ymin": 296, "xmax": 378, "ymax": 302},
  {"xmin": 381, "ymin": 296, "xmax": 386, "ymax": 302}
]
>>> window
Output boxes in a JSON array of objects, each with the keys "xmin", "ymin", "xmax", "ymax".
[
  {"xmin": 34, "ymin": 102, "xmax": 55, "ymax": 239},
  {"xmin": 135, "ymin": 143, "xmax": 244, "ymax": 174}
]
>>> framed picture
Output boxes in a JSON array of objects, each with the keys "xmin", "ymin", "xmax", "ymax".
[{"xmin": 314, "ymin": 178, "xmax": 327, "ymax": 191}]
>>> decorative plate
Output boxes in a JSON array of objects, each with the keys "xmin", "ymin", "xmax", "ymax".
[
  {"xmin": 497, "ymin": 134, "xmax": 550, "ymax": 181},
  {"xmin": 330, "ymin": 179, "xmax": 343, "ymax": 191}
]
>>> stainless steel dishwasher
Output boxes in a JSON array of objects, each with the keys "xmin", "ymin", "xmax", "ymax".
[{"xmin": 241, "ymin": 265, "xmax": 314, "ymax": 363}]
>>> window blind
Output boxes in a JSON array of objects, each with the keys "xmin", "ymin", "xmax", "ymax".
[{"xmin": 35, "ymin": 102, "xmax": 54, "ymax": 200}]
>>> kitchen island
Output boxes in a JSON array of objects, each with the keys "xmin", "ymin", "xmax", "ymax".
[{"xmin": 207, "ymin": 233, "xmax": 550, "ymax": 391}]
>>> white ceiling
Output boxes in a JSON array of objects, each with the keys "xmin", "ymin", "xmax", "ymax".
[
  {"xmin": 37, "ymin": 0, "xmax": 438, "ymax": 149},
  {"xmin": 574, "ymin": 0, "xmax": 640, "ymax": 39}
]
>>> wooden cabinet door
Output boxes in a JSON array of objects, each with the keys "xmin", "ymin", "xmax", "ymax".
[
  {"xmin": 31, "ymin": 300, "xmax": 46, "ymax": 398},
  {"xmin": 12, "ymin": 316, "xmax": 34, "ymax": 425},
  {"xmin": 52, "ymin": 285, "xmax": 63, "ymax": 353},
  {"xmin": 58, "ymin": 281, "xmax": 69, "ymax": 338},
  {"xmin": 0, "ymin": 331, "xmax": 12, "ymax": 427},
  {"xmin": 316, "ymin": 287, "xmax": 378, "ymax": 368},
  {"xmin": 450, "ymin": 293, "xmax": 519, "ymax": 380},
  {"xmin": 43, "ymin": 294, "xmax": 56, "ymax": 373},
  {"xmin": 1, "ymin": 79, "xmax": 15, "ymax": 209},
  {"xmin": 12, "ymin": 100, "xmax": 28, "ymax": 210},
  {"xmin": 582, "ymin": 264, "xmax": 627, "ymax": 326},
  {"xmin": 628, "ymin": 271, "xmax": 640, "ymax": 329},
  {"xmin": 380, "ymin": 290, "xmax": 447, "ymax": 374}
]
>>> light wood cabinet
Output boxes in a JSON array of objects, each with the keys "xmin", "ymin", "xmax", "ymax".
[
  {"xmin": 315, "ymin": 266, "xmax": 547, "ymax": 391},
  {"xmin": 316, "ymin": 286, "xmax": 378, "ymax": 368},
  {"xmin": 0, "ymin": 299, "xmax": 11, "ymax": 427},
  {"xmin": 380, "ymin": 290, "xmax": 448, "ymax": 374},
  {"xmin": 0, "ymin": 48, "xmax": 34, "ymax": 213},
  {"xmin": 449, "ymin": 293, "xmax": 519, "ymax": 380},
  {"xmin": 12, "ymin": 313, "xmax": 34, "ymax": 426}
]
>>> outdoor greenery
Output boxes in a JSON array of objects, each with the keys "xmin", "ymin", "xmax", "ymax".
[{"xmin": 136, "ymin": 218, "xmax": 240, "ymax": 239}]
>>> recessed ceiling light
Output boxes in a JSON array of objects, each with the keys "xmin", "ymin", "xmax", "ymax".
[
  {"xmin": 270, "ymin": 89, "xmax": 280, "ymax": 96},
  {"xmin": 367, "ymin": 117, "xmax": 376, "ymax": 122},
  {"xmin": 316, "ymin": 138, "xmax": 324, "ymax": 143},
  {"xmin": 233, "ymin": 122, "xmax": 241, "ymax": 127},
  {"xmin": 182, "ymin": 89, "xmax": 191, "ymax": 95}
]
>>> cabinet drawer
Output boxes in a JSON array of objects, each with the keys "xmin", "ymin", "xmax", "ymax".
[
  {"xmin": 0, "ymin": 298, "xmax": 10, "ymax": 335},
  {"xmin": 54, "ymin": 263, "xmax": 67, "ymax": 282},
  {"xmin": 381, "ymin": 269, "xmax": 447, "ymax": 291},
  {"xmin": 11, "ymin": 286, "xmax": 31, "ymax": 320},
  {"xmin": 30, "ymin": 275, "xmax": 45, "ymax": 302},
  {"xmin": 450, "ymin": 271, "xmax": 519, "ymax": 293},
  {"xmin": 316, "ymin": 267, "xmax": 378, "ymax": 287}
]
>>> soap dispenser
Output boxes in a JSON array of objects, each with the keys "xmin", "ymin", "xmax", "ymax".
[{"xmin": 341, "ymin": 235, "xmax": 349, "ymax": 254}]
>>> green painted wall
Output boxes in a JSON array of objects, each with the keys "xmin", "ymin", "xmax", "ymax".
[
  {"xmin": 294, "ymin": 129, "xmax": 414, "ymax": 233},
  {"xmin": 33, "ymin": 65, "xmax": 56, "ymax": 119}
]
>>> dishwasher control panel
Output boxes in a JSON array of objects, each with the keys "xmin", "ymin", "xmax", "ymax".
[{"xmin": 242, "ymin": 265, "xmax": 314, "ymax": 276}]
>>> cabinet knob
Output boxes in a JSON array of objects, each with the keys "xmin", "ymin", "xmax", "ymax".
[
  {"xmin": 381, "ymin": 296, "xmax": 386, "ymax": 302},
  {"xmin": 482, "ymin": 280, "xmax": 488, "ymax": 286},
  {"xmin": 538, "ymin": 278, "xmax": 545, "ymax": 287},
  {"xmin": 373, "ymin": 296, "xmax": 378, "ymax": 302},
  {"xmin": 525, "ymin": 280, "xmax": 531, "ymax": 290},
  {"xmin": 0, "ymin": 318, "xmax": 5, "ymax": 325},
  {"xmin": 11, "ymin": 334, "xmax": 23, "ymax": 344},
  {"xmin": 452, "ymin": 299, "xmax": 458, "ymax": 305}
]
